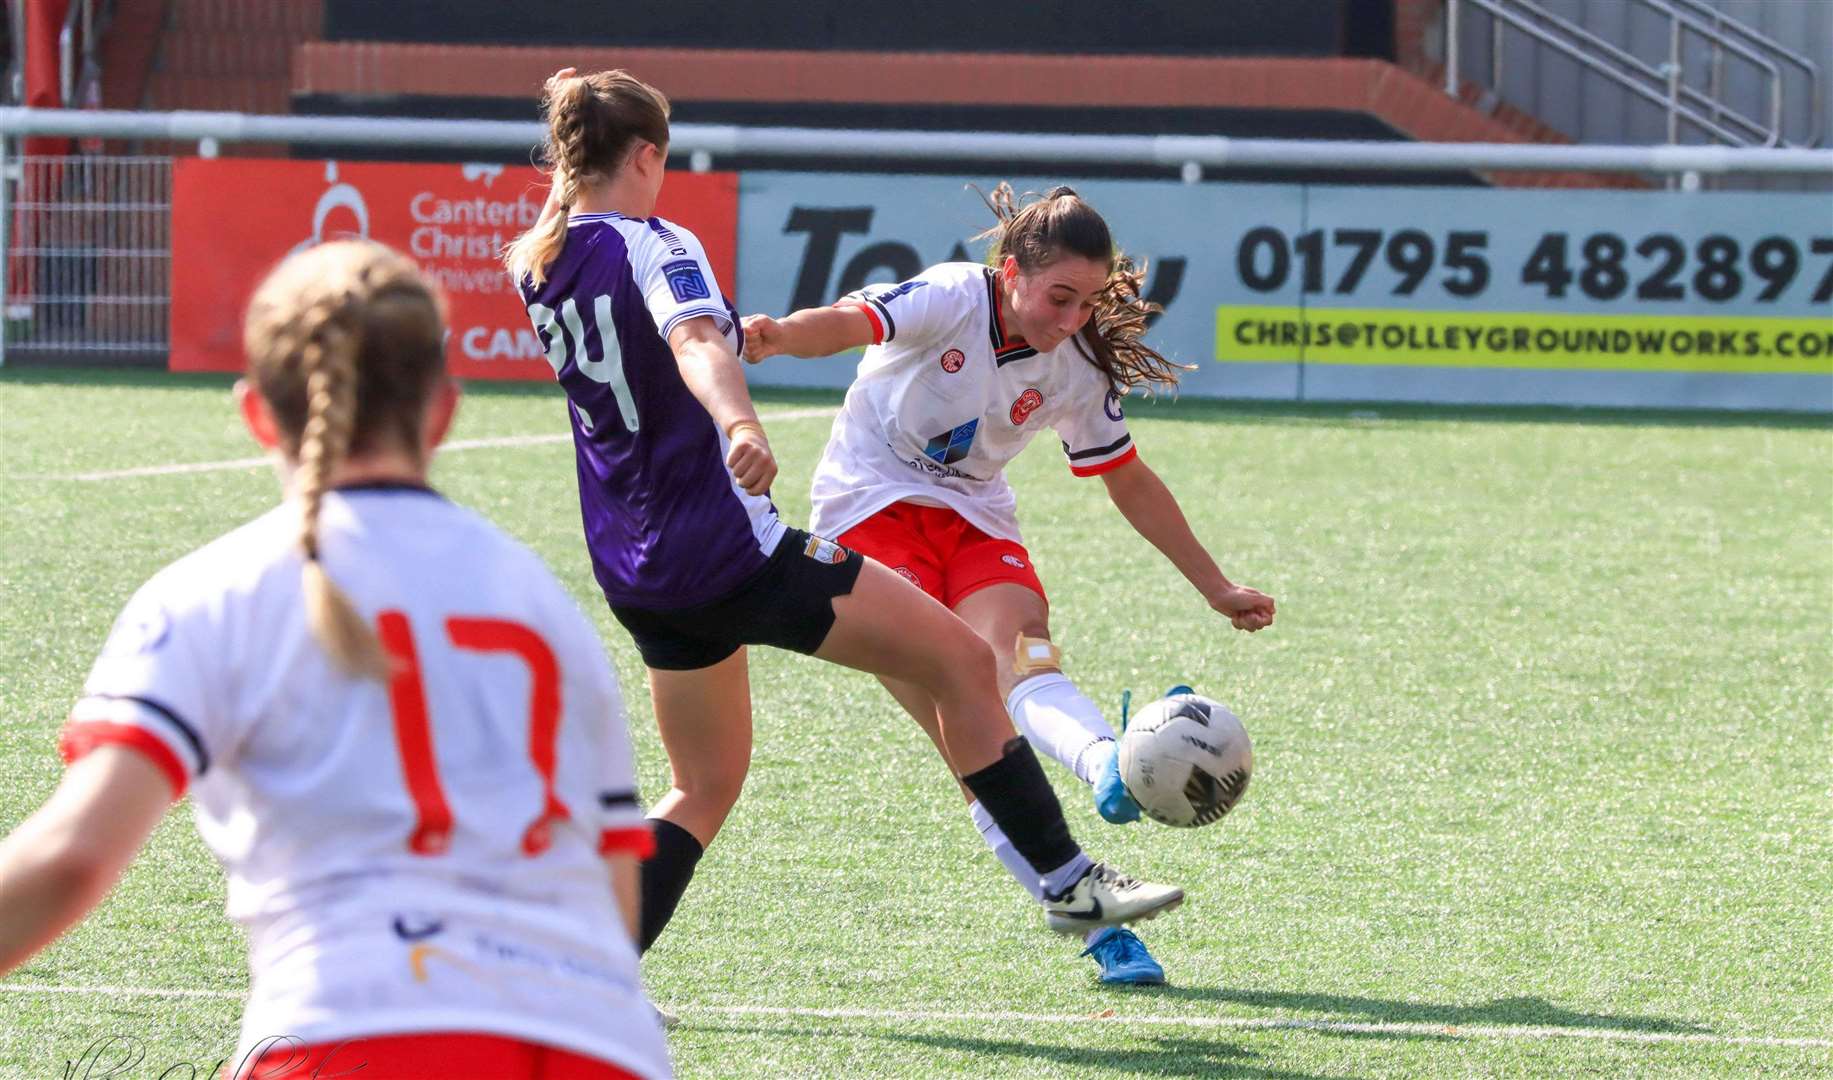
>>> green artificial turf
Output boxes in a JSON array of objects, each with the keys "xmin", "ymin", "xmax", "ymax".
[{"xmin": 2, "ymin": 367, "xmax": 1828, "ymax": 1078}]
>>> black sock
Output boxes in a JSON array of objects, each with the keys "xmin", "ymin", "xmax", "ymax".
[
  {"xmin": 638, "ymin": 818, "xmax": 704, "ymax": 954},
  {"xmin": 959, "ymin": 738, "xmax": 1081, "ymax": 877}
]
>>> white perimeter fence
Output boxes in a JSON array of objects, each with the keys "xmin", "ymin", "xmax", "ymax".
[{"xmin": 2, "ymin": 107, "xmax": 1830, "ymax": 366}]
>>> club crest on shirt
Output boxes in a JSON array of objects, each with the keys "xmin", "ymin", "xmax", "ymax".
[
  {"xmin": 662, "ymin": 259, "xmax": 711, "ymax": 303},
  {"xmin": 803, "ymin": 535, "xmax": 849, "ymax": 565},
  {"xmin": 939, "ymin": 348, "xmax": 966, "ymax": 373},
  {"xmin": 1009, "ymin": 388, "xmax": 1045, "ymax": 425},
  {"xmin": 1104, "ymin": 388, "xmax": 1125, "ymax": 422}
]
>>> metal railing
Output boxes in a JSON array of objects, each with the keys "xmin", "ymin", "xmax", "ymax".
[
  {"xmin": 1668, "ymin": 0, "xmax": 1822, "ymax": 150},
  {"xmin": 3, "ymin": 155, "xmax": 169, "ymax": 361},
  {"xmin": 1447, "ymin": 0, "xmax": 1821, "ymax": 148},
  {"xmin": 3, "ymin": 107, "xmax": 1832, "ymax": 176},
  {"xmin": 58, "ymin": 0, "xmax": 99, "ymax": 109}
]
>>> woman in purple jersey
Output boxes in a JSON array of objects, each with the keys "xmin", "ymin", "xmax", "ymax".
[{"xmin": 504, "ymin": 69, "xmax": 1185, "ymax": 970}]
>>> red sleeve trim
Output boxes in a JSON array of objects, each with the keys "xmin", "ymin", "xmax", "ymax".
[
  {"xmin": 599, "ymin": 825, "xmax": 657, "ymax": 859},
  {"xmin": 844, "ymin": 301, "xmax": 886, "ymax": 345},
  {"xmin": 1069, "ymin": 444, "xmax": 1139, "ymax": 478},
  {"xmin": 58, "ymin": 721, "xmax": 188, "ymax": 800}
]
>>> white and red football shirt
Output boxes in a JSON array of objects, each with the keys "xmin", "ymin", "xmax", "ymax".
[
  {"xmin": 61, "ymin": 483, "xmax": 669, "ymax": 1079},
  {"xmin": 807, "ymin": 262, "xmax": 1136, "ymax": 543}
]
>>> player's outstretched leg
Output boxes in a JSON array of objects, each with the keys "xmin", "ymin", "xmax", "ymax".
[
  {"xmin": 816, "ymin": 560, "xmax": 1180, "ymax": 931},
  {"xmin": 883, "ymin": 672, "xmax": 1173, "ymax": 976},
  {"xmin": 970, "ymin": 800, "xmax": 1169, "ymax": 982},
  {"xmin": 1008, "ymin": 672, "xmax": 1138, "ymax": 824},
  {"xmin": 957, "ymin": 584, "xmax": 1141, "ymax": 824}
]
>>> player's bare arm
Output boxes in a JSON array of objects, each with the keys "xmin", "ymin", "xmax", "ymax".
[
  {"xmin": 740, "ymin": 304, "xmax": 876, "ymax": 362},
  {"xmin": 668, "ymin": 315, "xmax": 777, "ymax": 495},
  {"xmin": 0, "ymin": 746, "xmax": 172, "ymax": 975},
  {"xmin": 1099, "ymin": 453, "xmax": 1275, "ymax": 632}
]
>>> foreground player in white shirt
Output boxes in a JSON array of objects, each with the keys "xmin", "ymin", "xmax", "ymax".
[
  {"xmin": 0, "ymin": 241, "xmax": 670, "ymax": 1080},
  {"xmin": 745, "ymin": 185, "xmax": 1276, "ymax": 986}
]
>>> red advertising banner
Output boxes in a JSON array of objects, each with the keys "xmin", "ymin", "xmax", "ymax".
[{"xmin": 171, "ymin": 160, "xmax": 738, "ymax": 380}]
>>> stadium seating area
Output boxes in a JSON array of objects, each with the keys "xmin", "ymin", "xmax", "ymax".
[{"xmin": 96, "ymin": 0, "xmax": 1634, "ymax": 187}]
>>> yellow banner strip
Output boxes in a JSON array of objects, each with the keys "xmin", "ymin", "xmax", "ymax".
[{"xmin": 1214, "ymin": 305, "xmax": 1833, "ymax": 375}]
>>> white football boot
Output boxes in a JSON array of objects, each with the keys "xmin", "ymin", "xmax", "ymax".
[{"xmin": 1043, "ymin": 863, "xmax": 1184, "ymax": 933}]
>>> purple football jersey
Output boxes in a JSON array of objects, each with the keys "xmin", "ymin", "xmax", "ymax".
[{"xmin": 518, "ymin": 213, "xmax": 784, "ymax": 609}]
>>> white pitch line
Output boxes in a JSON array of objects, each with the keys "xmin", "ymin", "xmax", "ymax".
[
  {"xmin": 2, "ymin": 984, "xmax": 1827, "ymax": 1051},
  {"xmin": 55, "ymin": 407, "xmax": 837, "ymax": 482},
  {"xmin": 2, "ymin": 983, "xmax": 239, "ymax": 1000}
]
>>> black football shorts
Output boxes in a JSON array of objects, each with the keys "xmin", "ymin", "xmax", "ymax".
[{"xmin": 608, "ymin": 528, "xmax": 864, "ymax": 671}]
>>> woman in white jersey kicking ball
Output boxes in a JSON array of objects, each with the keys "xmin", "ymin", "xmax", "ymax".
[
  {"xmin": 0, "ymin": 240, "xmax": 671, "ymax": 1079},
  {"xmin": 743, "ymin": 184, "xmax": 1276, "ymax": 985},
  {"xmin": 503, "ymin": 70, "xmax": 1183, "ymax": 979}
]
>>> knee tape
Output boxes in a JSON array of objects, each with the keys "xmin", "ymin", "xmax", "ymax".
[{"xmin": 1012, "ymin": 634, "xmax": 1063, "ymax": 677}]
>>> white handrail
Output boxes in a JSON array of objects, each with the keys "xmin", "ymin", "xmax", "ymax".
[
  {"xmin": 1668, "ymin": 0, "xmax": 1821, "ymax": 147},
  {"xmin": 1451, "ymin": 0, "xmax": 1813, "ymax": 148},
  {"xmin": 1, "ymin": 107, "xmax": 1830, "ymax": 175}
]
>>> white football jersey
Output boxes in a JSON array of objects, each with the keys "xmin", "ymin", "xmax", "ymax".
[
  {"xmin": 63, "ymin": 484, "xmax": 669, "ymax": 1079},
  {"xmin": 808, "ymin": 262, "xmax": 1136, "ymax": 543}
]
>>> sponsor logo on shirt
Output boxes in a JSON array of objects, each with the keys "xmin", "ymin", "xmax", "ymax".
[
  {"xmin": 1009, "ymin": 388, "xmax": 1045, "ymax": 425},
  {"xmin": 408, "ymin": 942, "xmax": 464, "ymax": 983},
  {"xmin": 898, "ymin": 453, "xmax": 976, "ymax": 480},
  {"xmin": 803, "ymin": 535, "xmax": 849, "ymax": 564},
  {"xmin": 663, "ymin": 259, "xmax": 711, "ymax": 303},
  {"xmin": 866, "ymin": 279, "xmax": 928, "ymax": 306},
  {"xmin": 392, "ymin": 914, "xmax": 447, "ymax": 942},
  {"xmin": 1000, "ymin": 554, "xmax": 1027, "ymax": 569},
  {"xmin": 923, "ymin": 418, "xmax": 980, "ymax": 466},
  {"xmin": 939, "ymin": 348, "xmax": 966, "ymax": 373},
  {"xmin": 1105, "ymin": 388, "xmax": 1125, "ymax": 422}
]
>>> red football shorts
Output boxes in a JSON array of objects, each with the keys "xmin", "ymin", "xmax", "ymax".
[
  {"xmin": 837, "ymin": 501, "xmax": 1046, "ymax": 609},
  {"xmin": 231, "ymin": 1032, "xmax": 645, "ymax": 1080}
]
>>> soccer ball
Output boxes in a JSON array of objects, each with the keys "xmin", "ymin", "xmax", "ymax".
[{"xmin": 1118, "ymin": 691, "xmax": 1253, "ymax": 827}]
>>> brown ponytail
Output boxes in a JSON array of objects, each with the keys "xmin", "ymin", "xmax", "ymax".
[
  {"xmin": 978, "ymin": 183, "xmax": 1190, "ymax": 391},
  {"xmin": 244, "ymin": 240, "xmax": 447, "ymax": 681},
  {"xmin": 505, "ymin": 70, "xmax": 672, "ymax": 287}
]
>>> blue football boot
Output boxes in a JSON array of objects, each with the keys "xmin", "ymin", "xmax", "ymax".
[
  {"xmin": 1090, "ymin": 739, "xmax": 1140, "ymax": 824},
  {"xmin": 1165, "ymin": 684, "xmax": 1195, "ymax": 698},
  {"xmin": 1081, "ymin": 927, "xmax": 1167, "ymax": 985}
]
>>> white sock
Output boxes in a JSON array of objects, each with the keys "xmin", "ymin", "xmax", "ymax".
[
  {"xmin": 1039, "ymin": 851, "xmax": 1095, "ymax": 899},
  {"xmin": 969, "ymin": 798, "xmax": 1046, "ymax": 901},
  {"xmin": 1006, "ymin": 672, "xmax": 1118, "ymax": 785},
  {"xmin": 969, "ymin": 800, "xmax": 1105, "ymax": 944}
]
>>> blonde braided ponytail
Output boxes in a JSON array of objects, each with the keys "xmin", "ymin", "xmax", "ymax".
[
  {"xmin": 293, "ymin": 290, "xmax": 390, "ymax": 680},
  {"xmin": 245, "ymin": 241, "xmax": 448, "ymax": 682}
]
